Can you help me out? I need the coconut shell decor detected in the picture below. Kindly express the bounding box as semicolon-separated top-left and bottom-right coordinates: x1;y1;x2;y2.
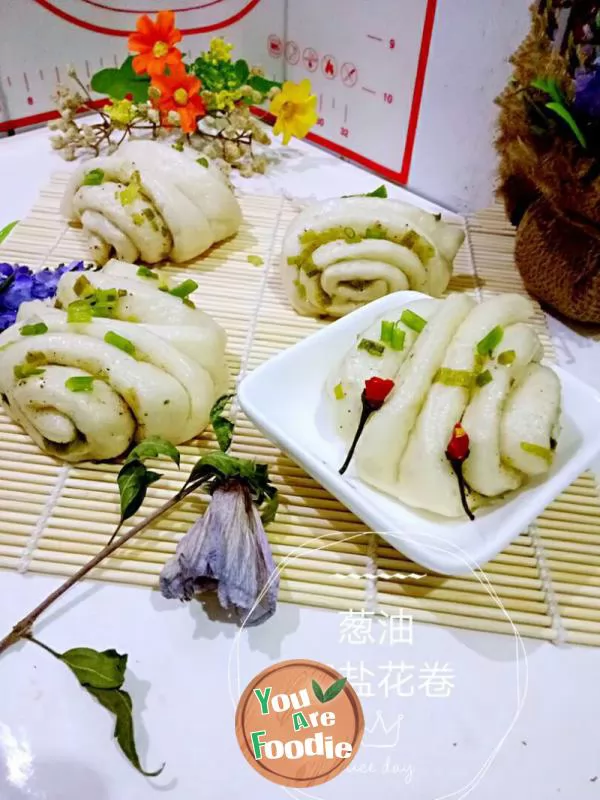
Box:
496;0;600;324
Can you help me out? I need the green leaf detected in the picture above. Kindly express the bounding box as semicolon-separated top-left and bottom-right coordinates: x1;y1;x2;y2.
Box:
0;220;18;244
247;74;282;96
20;322;48;336
545;102;587;148
260;488;279;526
87;687;164;776
323;677;348;702
60;647;127;689
312;679;325;703
366;185;388;198
531;77;563;105
91;56;150;104
210;393;235;453
126;436;181;468
234;59;250;85
117;460;161;525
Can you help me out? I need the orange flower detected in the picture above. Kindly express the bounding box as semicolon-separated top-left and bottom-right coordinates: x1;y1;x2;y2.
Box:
128;10;183;77
152;66;206;133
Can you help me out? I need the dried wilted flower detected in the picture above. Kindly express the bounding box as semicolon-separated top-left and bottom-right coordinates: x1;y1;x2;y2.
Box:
160;480;279;626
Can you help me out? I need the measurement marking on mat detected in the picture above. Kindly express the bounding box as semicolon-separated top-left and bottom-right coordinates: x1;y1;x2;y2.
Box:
332;96;336;109
85;60;91;78
38;69;44;81
319;93;323;112
344;103;348;124
55;66;60;82
23;73;30;92
6;76;11;88
362;86;376;95
367;34;383;42
99;57;104;67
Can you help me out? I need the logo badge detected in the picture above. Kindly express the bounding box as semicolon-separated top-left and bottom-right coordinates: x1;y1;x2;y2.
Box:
235;659;364;788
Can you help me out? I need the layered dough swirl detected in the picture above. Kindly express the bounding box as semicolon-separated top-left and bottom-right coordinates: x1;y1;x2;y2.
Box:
62;141;242;266
0;260;228;462
281;197;465;318
329;293;562;518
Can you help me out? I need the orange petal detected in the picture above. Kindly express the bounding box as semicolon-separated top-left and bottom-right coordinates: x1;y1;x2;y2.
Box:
132;53;152;74
177;107;196;133
128;33;152;55
155;10;176;38
165;49;183;67
135;14;154;37
146;58;169;77
167;28;183;47
184;74;201;96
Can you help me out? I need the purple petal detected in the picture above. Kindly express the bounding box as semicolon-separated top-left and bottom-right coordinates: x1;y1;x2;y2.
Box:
575;67;600;119
160;483;279;626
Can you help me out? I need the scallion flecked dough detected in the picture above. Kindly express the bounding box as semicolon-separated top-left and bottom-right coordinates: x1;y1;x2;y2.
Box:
0;260;228;462
281;196;465;318
62;141;242;265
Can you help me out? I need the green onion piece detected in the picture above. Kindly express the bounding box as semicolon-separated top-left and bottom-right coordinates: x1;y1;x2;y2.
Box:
172;141;184;152
391;326;406;351
182;298;196;309
132;213;144;226
20;322;48;336
119;183;139;206
247;255;264;267
358;338;385;357
104;331;136;356
477;325;504;356
137;266;158;280
82;168;104;186
67;300;93;324
73;274;94;298
380;320;395;345
400;309;427;333
26;351;47;366
435;368;474;388
475;369;493;388
334;382;345;400
196;157;209;168
169;279;198;299
287;255;301;266
365;185;387;198
344;227;357;241
65;376;95;393
520;441;553;464
293;280;307;301
14;363;45;380
473;352;486;374
498;349;516;366
364;223;386;239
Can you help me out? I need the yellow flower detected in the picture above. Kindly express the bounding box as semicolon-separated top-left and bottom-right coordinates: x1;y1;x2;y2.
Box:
104;98;136;127
269;79;317;145
207;37;233;64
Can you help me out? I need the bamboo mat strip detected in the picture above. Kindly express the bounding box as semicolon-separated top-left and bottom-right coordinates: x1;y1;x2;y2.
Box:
0;173;599;647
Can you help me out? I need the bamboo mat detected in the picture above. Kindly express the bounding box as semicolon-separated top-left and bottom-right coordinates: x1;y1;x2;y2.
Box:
1;175;599;647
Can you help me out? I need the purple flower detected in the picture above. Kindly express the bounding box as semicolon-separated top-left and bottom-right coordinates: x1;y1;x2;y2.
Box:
575;66;600;119
0;260;86;332
160;481;279;626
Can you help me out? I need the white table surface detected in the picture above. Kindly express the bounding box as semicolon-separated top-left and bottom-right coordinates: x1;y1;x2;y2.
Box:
1;126;600;800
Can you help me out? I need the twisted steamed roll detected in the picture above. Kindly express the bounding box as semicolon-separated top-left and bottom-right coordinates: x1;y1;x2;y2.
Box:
0;260;228;462
329;293;562;518
281;196;465;318
62;141;242;266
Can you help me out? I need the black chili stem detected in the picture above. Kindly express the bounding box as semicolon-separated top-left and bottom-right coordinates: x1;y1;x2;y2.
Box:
340;405;372;476
450;460;475;521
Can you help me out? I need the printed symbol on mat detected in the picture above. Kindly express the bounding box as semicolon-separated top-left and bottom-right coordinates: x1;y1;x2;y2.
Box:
303;47;319;72
268;34;283;58
341;62;358;88
285;40;300;65
322;55;337;80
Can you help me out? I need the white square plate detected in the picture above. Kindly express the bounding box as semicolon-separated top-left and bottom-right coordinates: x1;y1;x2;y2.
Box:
238;292;600;575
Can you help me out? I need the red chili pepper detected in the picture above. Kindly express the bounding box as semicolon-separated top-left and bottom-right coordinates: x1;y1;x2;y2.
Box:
339;377;395;475
446;423;470;463
364;377;395;410
445;422;475;521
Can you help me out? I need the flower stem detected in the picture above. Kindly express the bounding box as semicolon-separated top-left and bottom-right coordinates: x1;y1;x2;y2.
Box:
339;405;372;475
0;490;189;657
449;460;475;521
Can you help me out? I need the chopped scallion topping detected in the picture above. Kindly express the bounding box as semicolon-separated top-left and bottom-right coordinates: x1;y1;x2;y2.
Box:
20;322;48;336
520;441;553;464
475;369;493;387
14;363;45;380
498;349;516;366
137;266;158;280
65;376;95;392
358;338;385;357
247;255;264;267
344;227;357;241
435;368;474;388
476;325;504;357
334;382;345;400
82;168;104;186
73;274;94;298
104;331;136;356
391;326;406;351
196;157;209;168
400;309;427;333
67;300;93;324
169;279;198;299
380;320;395;345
